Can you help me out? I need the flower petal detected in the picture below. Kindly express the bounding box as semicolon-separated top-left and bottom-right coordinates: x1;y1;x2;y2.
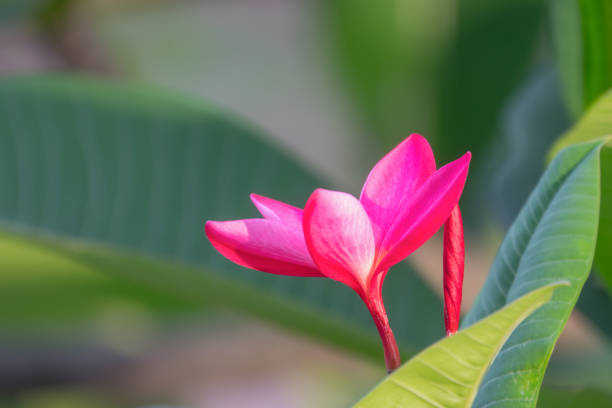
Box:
250;193;302;227
303;189;376;292
205;219;321;277
360;134;436;247
377;152;471;271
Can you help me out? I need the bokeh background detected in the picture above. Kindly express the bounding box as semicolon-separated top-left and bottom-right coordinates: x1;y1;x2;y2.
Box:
1;1;611;407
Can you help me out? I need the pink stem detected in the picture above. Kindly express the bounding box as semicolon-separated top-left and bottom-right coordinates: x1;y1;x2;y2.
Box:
443;205;464;336
366;273;401;373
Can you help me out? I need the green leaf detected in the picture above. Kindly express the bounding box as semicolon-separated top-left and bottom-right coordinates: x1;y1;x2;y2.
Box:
355;282;567;408
550;0;612;116
0;75;443;359
548;89;612;157
463;138;606;406
548;90;612;292
492;65;612;340
0;229;384;357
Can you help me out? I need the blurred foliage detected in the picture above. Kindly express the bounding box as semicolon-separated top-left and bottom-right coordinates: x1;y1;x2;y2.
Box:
464;139;606;406
357;283;564;408
488;65;569;227
322;0;453;145
550;0;612;116
0;75;444;361
435;0;546;226
433;0;544;166
36;0;72;29
0;0;69;24
538;387;612;407
324;0;545;161
0;0;46;22
323;0;546;226
1;389;117;408
549;0;583;117
545;350;612;394
90;0;378;189
576;272;612;338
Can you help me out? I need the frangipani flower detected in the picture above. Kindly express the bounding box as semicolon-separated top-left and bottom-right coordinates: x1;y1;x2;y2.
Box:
205;134;470;372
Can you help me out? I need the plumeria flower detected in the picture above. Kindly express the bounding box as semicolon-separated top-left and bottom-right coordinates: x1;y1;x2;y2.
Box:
205;134;470;372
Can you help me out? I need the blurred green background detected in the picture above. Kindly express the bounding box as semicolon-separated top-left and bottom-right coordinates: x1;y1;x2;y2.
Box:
0;0;611;407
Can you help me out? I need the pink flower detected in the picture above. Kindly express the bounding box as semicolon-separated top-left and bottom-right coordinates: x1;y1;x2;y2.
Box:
205;134;470;372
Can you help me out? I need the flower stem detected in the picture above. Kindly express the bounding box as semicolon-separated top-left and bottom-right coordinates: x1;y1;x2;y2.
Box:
367;295;401;373
443;205;464;336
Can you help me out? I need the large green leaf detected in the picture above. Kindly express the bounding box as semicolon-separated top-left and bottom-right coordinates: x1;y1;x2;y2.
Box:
355;282;566;407
548;90;612;291
0;229;384;357
491;65;612;340
463;139;606;406
0;76;443;359
550;0;612;116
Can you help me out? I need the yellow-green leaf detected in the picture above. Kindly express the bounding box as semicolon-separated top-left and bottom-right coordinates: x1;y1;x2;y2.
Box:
355;282;567;408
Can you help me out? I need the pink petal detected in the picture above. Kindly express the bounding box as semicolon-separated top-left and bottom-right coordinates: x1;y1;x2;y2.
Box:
303;189;376;293
250;193;302;227
377;152;471;271
205;219;321;277
360;134;436;247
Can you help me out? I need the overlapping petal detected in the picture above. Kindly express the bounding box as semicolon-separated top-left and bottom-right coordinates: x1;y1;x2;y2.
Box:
360;134;436;247
376;152;471;271
303;189;376;293
205;219;321;277
250;193;303;227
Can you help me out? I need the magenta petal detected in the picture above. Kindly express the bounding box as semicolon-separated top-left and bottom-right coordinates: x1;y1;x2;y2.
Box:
303;189;376;292
360;134;436;247
205;219;321;277
250;193;303;227
377;152;471;271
